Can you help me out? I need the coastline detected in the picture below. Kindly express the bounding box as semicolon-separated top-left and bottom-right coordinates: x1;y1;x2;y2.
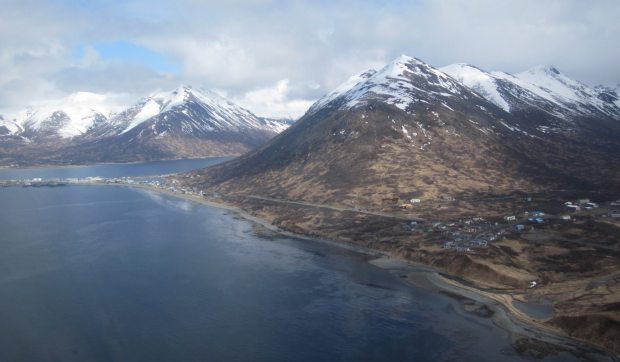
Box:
5;180;613;358
110;182;614;359
0;156;236;171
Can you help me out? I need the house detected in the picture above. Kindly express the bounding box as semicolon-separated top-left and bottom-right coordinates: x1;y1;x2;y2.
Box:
456;246;471;253
443;241;455;249
504;215;516;221
410;198;421;203
611;211;620;218
566;204;580;211
560;215;571;221
584;202;598;209
469;239;487;247
529;211;545;217
400;203;413;209
515;224;526;231
578;198;590;204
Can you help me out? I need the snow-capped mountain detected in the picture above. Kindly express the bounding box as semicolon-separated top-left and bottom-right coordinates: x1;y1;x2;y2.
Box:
306;55;469;116
3;92;121;140
440;63;620;120
0;85;291;166
186;54;620;210
0;116;23;136
97;85;288;138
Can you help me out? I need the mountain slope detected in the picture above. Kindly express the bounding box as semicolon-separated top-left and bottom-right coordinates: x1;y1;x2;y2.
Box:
0;86;290;166
185;55;620;207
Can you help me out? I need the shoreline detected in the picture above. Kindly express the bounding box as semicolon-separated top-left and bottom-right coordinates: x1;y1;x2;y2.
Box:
5;181;616;359
115;183;614;359
0;156;235;171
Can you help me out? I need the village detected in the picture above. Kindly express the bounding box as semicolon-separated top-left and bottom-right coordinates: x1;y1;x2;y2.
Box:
397;196;620;254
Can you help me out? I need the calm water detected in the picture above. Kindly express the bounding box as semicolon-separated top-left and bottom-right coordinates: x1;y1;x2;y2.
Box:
0;157;229;180
0;161;545;361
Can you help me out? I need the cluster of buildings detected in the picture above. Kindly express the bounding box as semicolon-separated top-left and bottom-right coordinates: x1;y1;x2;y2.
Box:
403;217;503;253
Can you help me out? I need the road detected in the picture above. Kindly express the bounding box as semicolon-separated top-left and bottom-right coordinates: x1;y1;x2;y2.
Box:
246;195;425;222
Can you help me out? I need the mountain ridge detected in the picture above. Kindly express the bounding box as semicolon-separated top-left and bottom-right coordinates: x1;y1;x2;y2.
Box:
0;85;292;166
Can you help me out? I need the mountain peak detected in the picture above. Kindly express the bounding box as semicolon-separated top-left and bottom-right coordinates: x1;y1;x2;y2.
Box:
378;54;431;78
525;65;562;77
307;55;467;115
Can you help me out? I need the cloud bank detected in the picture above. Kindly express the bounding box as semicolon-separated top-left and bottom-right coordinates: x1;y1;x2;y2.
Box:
1;0;619;118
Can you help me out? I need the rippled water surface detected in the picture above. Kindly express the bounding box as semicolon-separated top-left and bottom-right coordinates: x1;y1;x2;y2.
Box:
0;160;538;361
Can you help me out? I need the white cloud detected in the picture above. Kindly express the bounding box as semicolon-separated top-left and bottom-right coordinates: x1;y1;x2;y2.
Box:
0;0;619;118
235;79;314;119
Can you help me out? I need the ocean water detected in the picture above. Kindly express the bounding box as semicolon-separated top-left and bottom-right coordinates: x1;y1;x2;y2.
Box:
0;160;564;361
0;157;230;180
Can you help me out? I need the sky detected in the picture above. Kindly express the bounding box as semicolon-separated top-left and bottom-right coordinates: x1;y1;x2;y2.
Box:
1;0;619;119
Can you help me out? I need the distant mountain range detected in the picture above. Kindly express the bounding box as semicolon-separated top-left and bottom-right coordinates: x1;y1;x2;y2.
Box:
0;86;292;166
185;54;620;205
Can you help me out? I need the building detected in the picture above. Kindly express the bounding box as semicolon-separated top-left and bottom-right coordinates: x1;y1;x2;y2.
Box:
443;241;455;249
410;198;421;203
560;215;571;221
515;224;525;231
469;239;488;247
504;215;516;221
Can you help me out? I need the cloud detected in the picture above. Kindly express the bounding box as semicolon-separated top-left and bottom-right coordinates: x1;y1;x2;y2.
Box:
0;0;619;118
234;79;314;119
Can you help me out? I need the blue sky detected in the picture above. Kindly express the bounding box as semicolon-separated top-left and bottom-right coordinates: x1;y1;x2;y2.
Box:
1;0;619;117
75;41;180;73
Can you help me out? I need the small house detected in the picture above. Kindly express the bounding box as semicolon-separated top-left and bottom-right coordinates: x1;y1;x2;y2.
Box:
560;215;571;221
529;211;545;217
410;198;421;203
504;215;516;221
515;224;525;231
611;211;620;218
469;239;487;247
400;203;413;209
578;198;590;204
443;241;455;249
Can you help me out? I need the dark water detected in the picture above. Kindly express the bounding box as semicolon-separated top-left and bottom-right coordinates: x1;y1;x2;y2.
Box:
0;157;229;180
0;186;529;362
0;159;550;361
